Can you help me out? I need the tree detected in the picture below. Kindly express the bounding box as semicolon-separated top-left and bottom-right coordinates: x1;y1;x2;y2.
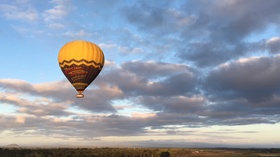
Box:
160;151;170;157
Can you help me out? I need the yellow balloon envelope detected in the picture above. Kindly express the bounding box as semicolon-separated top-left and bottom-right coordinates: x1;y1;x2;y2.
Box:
58;40;104;98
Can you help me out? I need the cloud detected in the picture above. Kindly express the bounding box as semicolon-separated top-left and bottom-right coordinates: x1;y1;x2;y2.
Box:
1;57;280;142
0;89;72;118
266;37;280;54
100;60;197;97
0;78;117;113
202;55;280;125
15;116;25;124
121;61;191;78
0;61;199;139
0;3;38;22
186;0;280;43
63;29;92;39
39;0;76;36
0;0;77;39
99;43;143;55
43;0;75;22
122;1;194;35
179;0;280;66
205;56;280;102
47;23;65;29
137;95;206;113
121;1;280;67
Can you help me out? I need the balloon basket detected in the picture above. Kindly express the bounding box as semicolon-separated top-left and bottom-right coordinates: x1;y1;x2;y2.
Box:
76;93;84;98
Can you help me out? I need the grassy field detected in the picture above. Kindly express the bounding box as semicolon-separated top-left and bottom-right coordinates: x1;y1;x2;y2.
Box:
0;147;280;157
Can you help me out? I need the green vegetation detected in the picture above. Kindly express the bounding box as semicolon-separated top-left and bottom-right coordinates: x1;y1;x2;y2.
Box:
0;147;280;157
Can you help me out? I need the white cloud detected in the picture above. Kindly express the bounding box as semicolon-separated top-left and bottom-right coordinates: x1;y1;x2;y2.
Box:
99;43;143;55
266;36;280;43
0;4;38;22
33;80;71;93
43;0;75;22
99;43;118;49
63;29;92;38
104;60;116;67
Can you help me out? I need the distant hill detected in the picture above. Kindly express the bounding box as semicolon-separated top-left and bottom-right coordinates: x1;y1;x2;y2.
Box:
4;144;20;149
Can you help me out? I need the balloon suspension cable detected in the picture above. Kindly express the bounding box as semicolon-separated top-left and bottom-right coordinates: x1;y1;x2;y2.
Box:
76;91;84;98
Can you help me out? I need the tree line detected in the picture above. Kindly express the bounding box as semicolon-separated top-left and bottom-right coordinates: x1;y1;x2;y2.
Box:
0;147;181;157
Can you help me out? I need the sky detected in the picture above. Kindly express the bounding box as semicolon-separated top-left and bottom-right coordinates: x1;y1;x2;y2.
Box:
0;0;280;148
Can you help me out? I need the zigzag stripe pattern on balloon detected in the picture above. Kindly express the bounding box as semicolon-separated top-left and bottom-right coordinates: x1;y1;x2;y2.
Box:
59;59;103;70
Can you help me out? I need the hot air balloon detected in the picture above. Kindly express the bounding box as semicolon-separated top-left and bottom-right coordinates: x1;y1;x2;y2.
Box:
58;40;104;98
